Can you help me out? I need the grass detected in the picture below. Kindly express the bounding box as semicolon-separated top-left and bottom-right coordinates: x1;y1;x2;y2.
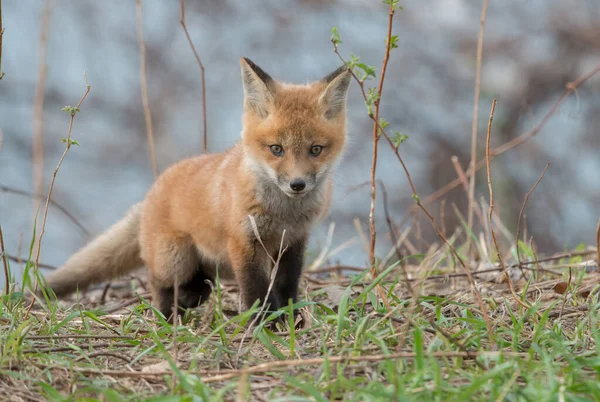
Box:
1;237;599;401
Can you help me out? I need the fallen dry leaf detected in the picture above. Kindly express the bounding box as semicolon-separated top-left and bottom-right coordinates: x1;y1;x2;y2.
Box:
553;282;568;295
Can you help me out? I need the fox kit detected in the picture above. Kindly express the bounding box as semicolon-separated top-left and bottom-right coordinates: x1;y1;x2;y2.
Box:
42;58;351;319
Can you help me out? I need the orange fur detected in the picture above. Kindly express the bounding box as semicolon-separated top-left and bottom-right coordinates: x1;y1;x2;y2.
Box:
43;58;351;319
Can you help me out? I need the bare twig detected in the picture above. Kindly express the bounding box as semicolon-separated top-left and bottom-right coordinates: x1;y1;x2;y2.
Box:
417;63;600;210
0;0;5;80
364;1;396;310
516;163;549;272
25;73;91;318
467;0;490;251
485;100;533;313
24;342;136;354
99;282;111;305
368;1;395;284
379;182;415;301
71;350;529;382
5;254;56;270
75;351;132;364
0;184;90;237
0;225;9;295
172;275;179;385
32;0;54;224
26;334;132;340
596;218;600;266
236;216;288;361
180;0;208;153
332;20;493;338
136;0;158;178
451;156;485;227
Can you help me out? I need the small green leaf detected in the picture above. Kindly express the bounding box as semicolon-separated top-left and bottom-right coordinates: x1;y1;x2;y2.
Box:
412;193;420;203
391;131;409;148
388;35;399;49
60;138;80;146
61;106;80;116
366;87;380;115
330;27;342;46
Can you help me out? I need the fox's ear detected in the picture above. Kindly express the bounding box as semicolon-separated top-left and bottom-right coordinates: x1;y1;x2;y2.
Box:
240;58;275;118
318;65;351;120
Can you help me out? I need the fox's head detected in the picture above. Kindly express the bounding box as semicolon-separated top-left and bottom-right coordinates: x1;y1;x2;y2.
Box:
240;57;351;198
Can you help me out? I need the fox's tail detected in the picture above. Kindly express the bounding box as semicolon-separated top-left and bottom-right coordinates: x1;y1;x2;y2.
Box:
42;203;144;297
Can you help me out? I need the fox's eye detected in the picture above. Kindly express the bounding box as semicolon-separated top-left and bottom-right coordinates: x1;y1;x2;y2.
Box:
310;145;323;156
270;145;284;156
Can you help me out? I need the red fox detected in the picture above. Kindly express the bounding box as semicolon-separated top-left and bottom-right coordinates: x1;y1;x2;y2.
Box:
42;58;351;319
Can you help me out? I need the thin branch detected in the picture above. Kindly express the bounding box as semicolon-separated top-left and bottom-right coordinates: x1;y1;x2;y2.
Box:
467;0;490;252
0;184;90;237
74;351;132;364
0;225;9;295
364;1;396;311
516;163;549;272
596;218;600;266
368;1;395;276
485;99;533;313
70;350;529;382
236;216;288;358
451;155;485;227
0;0;5;80
180;0;208;153
24;73;91;318
172;275;179;386
136;0;158;178
416;62;600;210
5;254;56;270
32;0;54;225
332;23;493;339
26;334;131;340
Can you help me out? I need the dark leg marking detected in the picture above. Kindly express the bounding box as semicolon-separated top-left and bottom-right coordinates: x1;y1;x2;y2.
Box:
273;237;307;309
177;268;213;310
151;281;175;321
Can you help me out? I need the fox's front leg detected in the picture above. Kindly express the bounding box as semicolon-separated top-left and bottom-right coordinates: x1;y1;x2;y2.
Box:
273;237;307;308
228;237;279;313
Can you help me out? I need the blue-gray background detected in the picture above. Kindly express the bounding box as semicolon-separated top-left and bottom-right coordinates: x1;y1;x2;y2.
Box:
1;0;599;288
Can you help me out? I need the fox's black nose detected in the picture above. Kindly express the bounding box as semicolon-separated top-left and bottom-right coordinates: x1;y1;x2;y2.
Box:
290;179;306;192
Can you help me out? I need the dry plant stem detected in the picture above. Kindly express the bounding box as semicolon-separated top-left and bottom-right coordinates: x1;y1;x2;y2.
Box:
100;282;111;305
368;2;395;274
0;0;4;79
71;350;529;382
516;163;549;272
5;254;56;270
417;62;600;210
596;218;600;265
0;184;90;236
24;74;91;319
365;2;395;310
332;23;492;339
136;0;158;178
451;156;485;226
380;182;414;299
32;0;54;226
74;352;132;364
180;0;208;153
485;100;533;313
467;0;490;251
26;334;131;340
236;218;287;363
0;225;9;295
172;275;179;386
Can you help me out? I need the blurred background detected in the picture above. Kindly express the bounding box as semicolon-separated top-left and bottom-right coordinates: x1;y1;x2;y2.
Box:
1;0;599;288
